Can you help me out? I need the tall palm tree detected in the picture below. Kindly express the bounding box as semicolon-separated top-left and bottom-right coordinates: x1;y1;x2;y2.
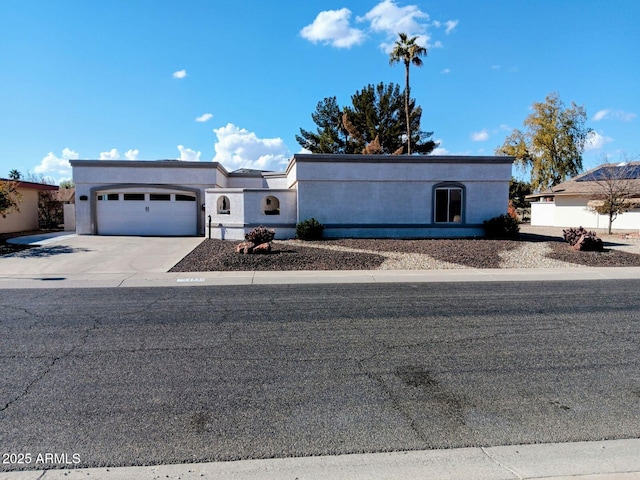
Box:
389;32;427;155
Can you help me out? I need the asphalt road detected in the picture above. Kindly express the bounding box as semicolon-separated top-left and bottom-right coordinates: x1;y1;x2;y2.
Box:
1;280;639;471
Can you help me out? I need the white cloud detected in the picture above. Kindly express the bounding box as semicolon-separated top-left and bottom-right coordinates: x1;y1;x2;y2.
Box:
592;109;609;121
212;123;290;171
172;69;187;79
431;139;449;155
441;68;450;74
98;148;140;160
585;131;614;151
471;129;489;142
34;148;78;179
444;20;458;34
195;113;214;122
361;0;428;37
124;149;139;160
177;145;201;161
300;8;365;48
592;108;636;122
303;1;454;52
360;0;430;51
99;148;120;160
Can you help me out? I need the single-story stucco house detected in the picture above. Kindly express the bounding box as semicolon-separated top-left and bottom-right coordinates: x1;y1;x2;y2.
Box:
527;162;640;230
70;153;514;239
0;179;59;234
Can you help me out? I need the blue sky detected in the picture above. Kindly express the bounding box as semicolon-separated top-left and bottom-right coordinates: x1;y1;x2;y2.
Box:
1;0;638;184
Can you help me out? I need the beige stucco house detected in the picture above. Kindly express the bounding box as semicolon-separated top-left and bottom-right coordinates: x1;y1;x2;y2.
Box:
0;180;59;234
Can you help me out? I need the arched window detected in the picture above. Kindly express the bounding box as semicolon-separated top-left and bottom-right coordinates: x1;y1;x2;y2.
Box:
434;183;464;223
217;196;230;214
263;196;280;215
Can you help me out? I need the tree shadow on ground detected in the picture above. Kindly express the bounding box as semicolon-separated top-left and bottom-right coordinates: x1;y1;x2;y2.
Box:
4;245;91;258
518;232;564;243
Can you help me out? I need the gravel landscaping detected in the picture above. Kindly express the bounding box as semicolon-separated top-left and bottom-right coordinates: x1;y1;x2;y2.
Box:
169;239;387;272
170;226;640;272
3;226;639;271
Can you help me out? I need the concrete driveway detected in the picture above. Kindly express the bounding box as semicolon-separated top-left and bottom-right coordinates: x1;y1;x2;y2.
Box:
1;234;204;275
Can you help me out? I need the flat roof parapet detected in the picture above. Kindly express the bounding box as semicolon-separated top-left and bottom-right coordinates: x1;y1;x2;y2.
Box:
291;153;515;164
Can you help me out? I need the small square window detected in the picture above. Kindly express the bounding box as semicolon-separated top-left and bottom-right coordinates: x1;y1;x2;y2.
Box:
123;193;145;201
176;194;196;202
150;193;170;201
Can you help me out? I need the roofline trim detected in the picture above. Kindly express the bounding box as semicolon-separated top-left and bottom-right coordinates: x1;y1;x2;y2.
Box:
70;160;228;174
290;153;515;167
1;179;59;191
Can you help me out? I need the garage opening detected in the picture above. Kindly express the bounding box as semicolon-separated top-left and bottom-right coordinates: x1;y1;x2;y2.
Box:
96;190;198;236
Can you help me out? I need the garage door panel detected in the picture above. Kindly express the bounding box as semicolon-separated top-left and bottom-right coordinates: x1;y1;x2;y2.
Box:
96;192;197;236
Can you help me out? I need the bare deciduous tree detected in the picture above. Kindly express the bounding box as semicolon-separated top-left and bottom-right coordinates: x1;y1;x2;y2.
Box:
587;159;640;234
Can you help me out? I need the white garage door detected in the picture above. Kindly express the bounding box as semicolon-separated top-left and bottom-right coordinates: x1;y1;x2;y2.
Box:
96;191;198;236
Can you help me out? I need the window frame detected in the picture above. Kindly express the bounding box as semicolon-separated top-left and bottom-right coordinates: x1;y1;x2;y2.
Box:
175;194;196;202
123;193;146;201
433;183;465;224
149;193;171;201
97;193;120;201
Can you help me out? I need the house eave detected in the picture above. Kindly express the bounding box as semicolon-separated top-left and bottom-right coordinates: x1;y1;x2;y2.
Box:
1;179;59;191
70;159;229;176
291;153;515;165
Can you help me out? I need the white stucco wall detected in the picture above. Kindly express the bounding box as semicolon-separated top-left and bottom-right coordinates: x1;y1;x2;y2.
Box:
63;204;76;231
531;196;640;230
225;174;288;189
205;189;297;240
71;160;224;235
294;161;512;183
293;155;512;238
264;174;288;189
205;189;246;240
530;201;556;226
226;176;264;188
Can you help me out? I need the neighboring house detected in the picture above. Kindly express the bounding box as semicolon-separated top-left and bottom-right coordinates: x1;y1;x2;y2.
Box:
70;154;513;239
0;179;59;234
527;162;640;230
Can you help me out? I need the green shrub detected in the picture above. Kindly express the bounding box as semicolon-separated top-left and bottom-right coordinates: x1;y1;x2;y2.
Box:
296;218;324;240
244;226;275;244
483;214;520;239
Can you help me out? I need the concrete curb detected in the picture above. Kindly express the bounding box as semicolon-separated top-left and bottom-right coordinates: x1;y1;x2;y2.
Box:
1;439;639;479
1;266;640;289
